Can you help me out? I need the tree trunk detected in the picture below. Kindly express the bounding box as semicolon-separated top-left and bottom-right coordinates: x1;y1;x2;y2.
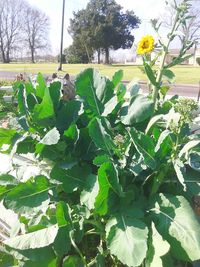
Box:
97;49;101;64
5;50;10;63
193;42;197;66
1;46;6;63
31;48;35;63
105;47;109;64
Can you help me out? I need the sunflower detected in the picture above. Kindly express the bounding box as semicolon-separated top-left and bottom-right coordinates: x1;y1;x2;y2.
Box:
137;35;155;55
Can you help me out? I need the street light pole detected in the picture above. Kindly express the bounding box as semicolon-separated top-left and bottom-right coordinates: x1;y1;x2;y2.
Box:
58;0;65;71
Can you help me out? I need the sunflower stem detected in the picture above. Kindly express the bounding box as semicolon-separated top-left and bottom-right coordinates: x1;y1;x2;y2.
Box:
152;2;182;107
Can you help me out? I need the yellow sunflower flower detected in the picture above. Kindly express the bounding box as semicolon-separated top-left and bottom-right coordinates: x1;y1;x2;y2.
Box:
137;35;155;55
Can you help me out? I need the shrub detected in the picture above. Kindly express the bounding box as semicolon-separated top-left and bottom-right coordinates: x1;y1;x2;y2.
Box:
196;57;200;66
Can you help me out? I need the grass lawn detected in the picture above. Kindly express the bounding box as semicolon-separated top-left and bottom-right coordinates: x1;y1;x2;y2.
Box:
0;63;200;84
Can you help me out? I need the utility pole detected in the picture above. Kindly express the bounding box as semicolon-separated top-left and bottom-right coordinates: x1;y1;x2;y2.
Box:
58;0;65;71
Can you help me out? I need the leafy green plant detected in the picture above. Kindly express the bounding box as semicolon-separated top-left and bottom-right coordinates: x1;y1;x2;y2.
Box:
0;67;199;267
0;1;199;267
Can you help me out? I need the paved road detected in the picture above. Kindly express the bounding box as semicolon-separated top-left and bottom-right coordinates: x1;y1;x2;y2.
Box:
0;70;200;99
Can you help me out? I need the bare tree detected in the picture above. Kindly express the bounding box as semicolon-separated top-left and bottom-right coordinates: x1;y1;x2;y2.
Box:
23;5;50;63
0;0;24;63
160;0;200;65
161;1;200;44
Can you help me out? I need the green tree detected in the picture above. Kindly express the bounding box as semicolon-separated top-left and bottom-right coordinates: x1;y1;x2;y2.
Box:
64;42;93;64
69;0;140;64
57;53;66;64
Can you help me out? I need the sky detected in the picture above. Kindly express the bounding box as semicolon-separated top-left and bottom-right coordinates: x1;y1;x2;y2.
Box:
27;0;168;55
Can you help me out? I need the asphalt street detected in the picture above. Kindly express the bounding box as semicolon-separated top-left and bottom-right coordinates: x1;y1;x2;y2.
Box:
0;70;200;99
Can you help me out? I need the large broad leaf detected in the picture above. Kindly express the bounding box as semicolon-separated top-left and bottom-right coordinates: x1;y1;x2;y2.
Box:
18;86;29;116
80;174;99;210
49;81;61;110
106;209;148;267
75;68;114;115
50;164;91;193
0;128;18;148
184;168;200;200
0;250;16;267
75;68;104;116
112;70;123;87
4;176;51;214
4;225;58;250
146;223;170;267
36;72;46;99
102;96;118;116
56;100;81;131
151;193;200;261
88;118;116;156
54;202;72;257
121;94;154;125
130;128;156;170
33;88;55;126
40;127;60;145
95;162;123;215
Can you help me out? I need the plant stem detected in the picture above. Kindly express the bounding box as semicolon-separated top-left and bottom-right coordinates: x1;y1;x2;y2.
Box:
152;6;181;106
70;235;88;267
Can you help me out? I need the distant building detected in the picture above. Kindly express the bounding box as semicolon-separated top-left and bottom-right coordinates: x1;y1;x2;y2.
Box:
135;47;200;66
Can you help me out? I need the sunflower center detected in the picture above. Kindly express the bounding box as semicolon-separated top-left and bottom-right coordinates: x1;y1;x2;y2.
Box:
142;41;150;49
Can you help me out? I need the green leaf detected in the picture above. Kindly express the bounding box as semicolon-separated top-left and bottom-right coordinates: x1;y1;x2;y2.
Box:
144;62;158;87
54;202;72;257
179;140;200;159
36;73;46;99
40;128;60;145
162;69;175;82
75;68;104;116
56;202;71;227
106;210;148;267
146;222;170;267
128;81;140;97
130;128;156;170
0;250;16;267
27;93;38;111
102;96;118;116
0;174;17;186
18;87;28;116
80;174;99;210
0;128;17;148
4;176;51;214
121;95;154;125
155;130;171;152
49;81;61;110
4;225;58;250
173;159;187;191
63;256;84;267
189;152;200;172
89;118;116;156
151;193;200;261
64;124;79;144
95;162;123;215
93;154;110;166
56;100;81;131
167;54;193;68
112;70;123;87
33;88;55;126
51;164;91;193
